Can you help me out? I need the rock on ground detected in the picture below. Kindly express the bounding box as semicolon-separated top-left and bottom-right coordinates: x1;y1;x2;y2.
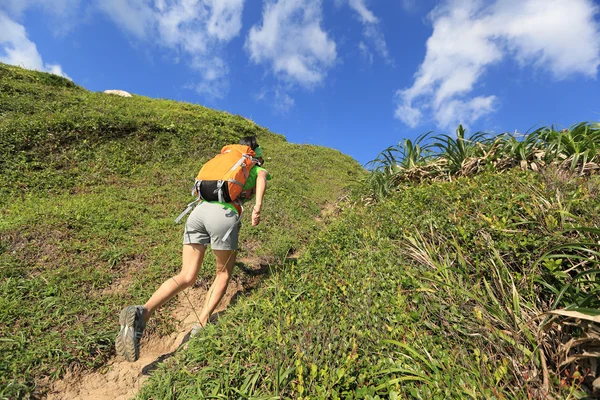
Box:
103;90;132;97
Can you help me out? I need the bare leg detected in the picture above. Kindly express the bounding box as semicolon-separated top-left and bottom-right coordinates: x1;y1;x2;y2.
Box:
198;249;237;327
143;244;206;322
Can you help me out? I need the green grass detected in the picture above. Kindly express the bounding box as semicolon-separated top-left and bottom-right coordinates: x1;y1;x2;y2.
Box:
138;169;600;399
0;63;361;399
2;62;599;399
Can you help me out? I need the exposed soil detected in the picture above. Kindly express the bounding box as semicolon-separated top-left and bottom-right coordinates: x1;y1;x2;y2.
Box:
314;200;339;223
44;200;334;399
99;256;146;297
47;275;251;400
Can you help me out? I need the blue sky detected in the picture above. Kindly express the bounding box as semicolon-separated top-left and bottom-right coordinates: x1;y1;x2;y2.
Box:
1;0;599;165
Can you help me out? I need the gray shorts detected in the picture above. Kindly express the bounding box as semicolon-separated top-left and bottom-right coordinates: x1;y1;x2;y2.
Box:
183;202;241;250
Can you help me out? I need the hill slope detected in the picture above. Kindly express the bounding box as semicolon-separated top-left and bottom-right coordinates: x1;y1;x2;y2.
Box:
138;169;600;399
1;64;599;399
0;63;361;398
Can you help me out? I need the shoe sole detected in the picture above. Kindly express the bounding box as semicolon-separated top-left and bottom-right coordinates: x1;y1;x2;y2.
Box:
115;306;139;362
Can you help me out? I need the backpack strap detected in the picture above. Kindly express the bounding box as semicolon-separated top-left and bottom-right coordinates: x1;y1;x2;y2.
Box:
176;149;255;226
174;180;203;224
174;199;200;224
229;154;252;179
193;180;201;197
216;180;225;203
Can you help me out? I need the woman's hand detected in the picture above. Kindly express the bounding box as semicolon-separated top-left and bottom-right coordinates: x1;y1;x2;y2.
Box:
252;205;261;226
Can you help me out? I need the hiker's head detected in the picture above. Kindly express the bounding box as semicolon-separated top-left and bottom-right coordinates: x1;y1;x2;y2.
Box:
239;136;259;150
239;136;264;166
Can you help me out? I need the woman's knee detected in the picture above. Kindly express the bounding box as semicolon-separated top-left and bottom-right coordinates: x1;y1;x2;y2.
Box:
174;272;196;288
215;268;232;282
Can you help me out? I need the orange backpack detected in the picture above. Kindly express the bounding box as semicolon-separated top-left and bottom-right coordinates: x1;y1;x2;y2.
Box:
174;145;258;224
194;144;257;203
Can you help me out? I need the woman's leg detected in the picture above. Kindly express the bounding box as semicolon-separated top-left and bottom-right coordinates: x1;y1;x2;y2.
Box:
143;243;207;322
197;249;237;327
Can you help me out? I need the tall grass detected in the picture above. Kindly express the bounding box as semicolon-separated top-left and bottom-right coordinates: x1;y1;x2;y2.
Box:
537;123;600;174
365;122;600;197
2;62;599;398
364;122;600;396
138;169;599;398
535;227;600;393
431;124;490;175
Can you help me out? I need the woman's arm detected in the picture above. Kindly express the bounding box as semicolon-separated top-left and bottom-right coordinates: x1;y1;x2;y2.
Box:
252;170;268;226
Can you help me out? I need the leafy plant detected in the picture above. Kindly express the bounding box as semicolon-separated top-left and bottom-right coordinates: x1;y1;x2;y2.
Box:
365;122;600;199
536;227;600;391
496;130;543;170
538;227;600;310
432;124;490;175
537;123;600;173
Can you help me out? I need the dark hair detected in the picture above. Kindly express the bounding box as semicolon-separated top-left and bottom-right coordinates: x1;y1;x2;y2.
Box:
239;136;259;150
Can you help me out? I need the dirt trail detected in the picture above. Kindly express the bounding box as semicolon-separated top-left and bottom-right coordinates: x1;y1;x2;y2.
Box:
46;201;336;399
47;276;249;400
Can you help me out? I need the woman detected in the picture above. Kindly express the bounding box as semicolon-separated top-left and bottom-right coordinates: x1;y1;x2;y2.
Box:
116;136;270;362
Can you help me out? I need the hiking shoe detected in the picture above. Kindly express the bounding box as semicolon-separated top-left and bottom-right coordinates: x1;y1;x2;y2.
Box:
115;305;146;362
190;324;203;337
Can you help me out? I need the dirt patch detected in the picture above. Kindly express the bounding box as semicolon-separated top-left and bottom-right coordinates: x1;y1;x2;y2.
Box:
47;278;245;400
314;201;339;223
2;228;69;268
43;199;334;399
100;256;146;296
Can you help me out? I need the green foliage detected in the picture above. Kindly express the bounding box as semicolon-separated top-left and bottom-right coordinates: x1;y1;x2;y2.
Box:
3;62;599;399
496;130;541;162
538;227;600;310
536;122;600;172
431;125;489;174
367;131;433;173
364;122;600;198
139;169;600;399
365;131;433;201
0;63;360;398
0;62;78;89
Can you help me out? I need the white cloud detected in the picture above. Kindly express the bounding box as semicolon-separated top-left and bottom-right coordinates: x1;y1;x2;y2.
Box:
435;95;497;129
347;0;392;64
1;0;81;35
246;0;337;87
394;96;422;127
272;88;295;113
0;11;70;78
358;41;373;65
187;56;229;99
395;0;600;129
400;0;417;12
495;0;600;78
155;1;211;53
98;0;245;99
255;87;296;114
206;0;244;41
97;0;155;39
349;0;377;23
1;0;80;18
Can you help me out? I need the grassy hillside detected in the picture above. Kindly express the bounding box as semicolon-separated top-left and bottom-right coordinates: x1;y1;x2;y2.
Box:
138;169;600;399
134;127;600;398
0;63;361;398
1;63;598;399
